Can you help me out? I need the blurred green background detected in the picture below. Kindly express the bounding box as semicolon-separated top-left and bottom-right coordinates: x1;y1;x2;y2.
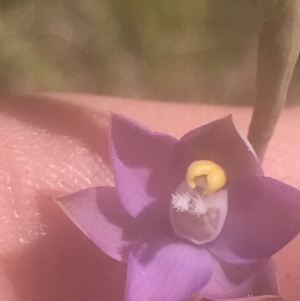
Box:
0;0;299;105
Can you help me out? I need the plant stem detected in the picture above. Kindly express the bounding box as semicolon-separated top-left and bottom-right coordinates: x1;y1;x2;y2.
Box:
248;0;300;162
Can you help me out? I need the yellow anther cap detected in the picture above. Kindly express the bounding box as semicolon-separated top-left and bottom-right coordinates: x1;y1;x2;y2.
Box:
186;160;227;195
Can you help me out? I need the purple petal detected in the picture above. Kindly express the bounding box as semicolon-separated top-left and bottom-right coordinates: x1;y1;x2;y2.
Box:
57;186;141;262
180;116;263;185
200;257;278;299
125;236;212;301
209;176;300;264
110;114;185;228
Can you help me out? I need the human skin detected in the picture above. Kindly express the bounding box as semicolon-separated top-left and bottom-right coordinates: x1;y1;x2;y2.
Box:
0;93;299;301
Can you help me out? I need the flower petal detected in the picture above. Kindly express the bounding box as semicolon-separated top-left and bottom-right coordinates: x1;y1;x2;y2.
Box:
180;116;263;185
111;114;184;227
57;186;140;262
125;236;212;301
209;176;300;264
200;257;278;299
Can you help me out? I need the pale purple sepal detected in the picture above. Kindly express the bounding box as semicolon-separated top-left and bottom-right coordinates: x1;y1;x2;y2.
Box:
180;116;264;185
58;186;140;262
209;176;300;264
126;235;212;301
110;114;184;228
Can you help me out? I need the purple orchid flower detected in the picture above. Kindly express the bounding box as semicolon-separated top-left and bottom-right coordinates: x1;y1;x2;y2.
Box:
57;114;300;301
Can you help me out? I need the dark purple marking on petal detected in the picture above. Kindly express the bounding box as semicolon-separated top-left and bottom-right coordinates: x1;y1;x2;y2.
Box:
110;113;186;228
125;235;212;301
180;116;264;186
209;176;300;264
200;257;278;299
57;186;142;262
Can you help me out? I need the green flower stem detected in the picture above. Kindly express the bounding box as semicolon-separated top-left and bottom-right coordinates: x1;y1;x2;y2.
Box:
248;0;300;161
